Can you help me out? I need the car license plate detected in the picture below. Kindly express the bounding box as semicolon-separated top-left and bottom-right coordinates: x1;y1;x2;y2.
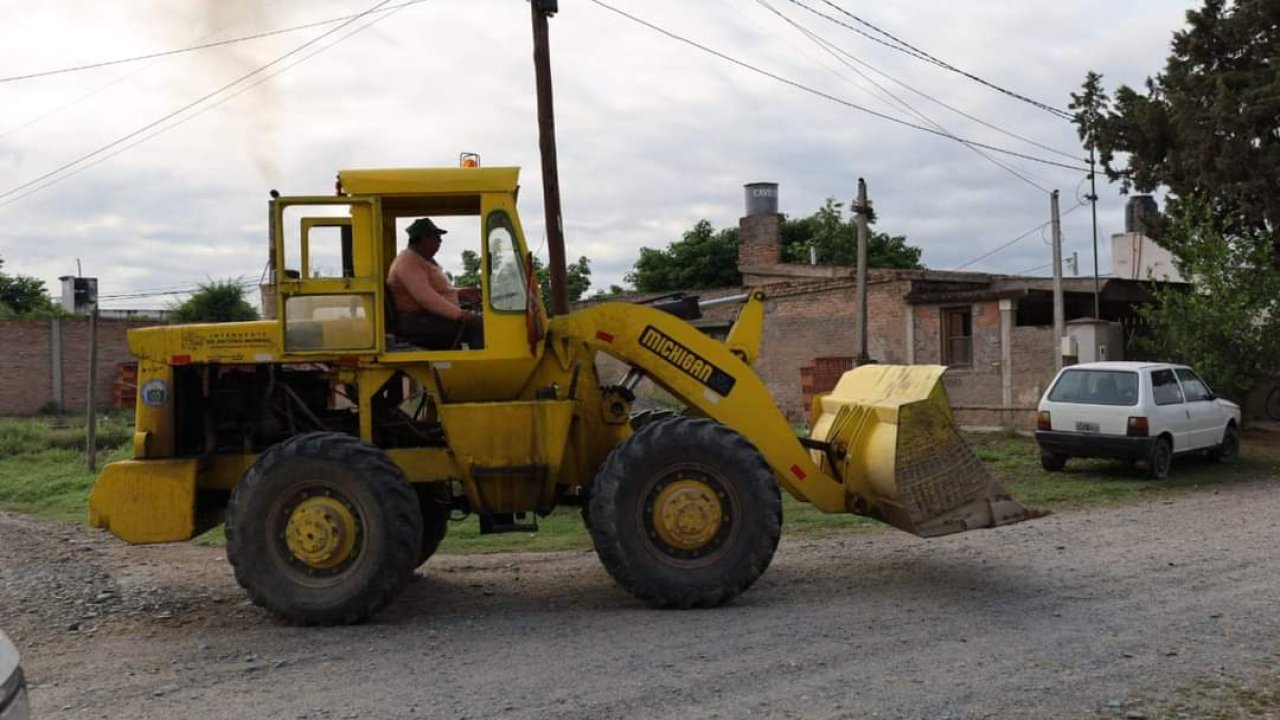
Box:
1075;421;1100;433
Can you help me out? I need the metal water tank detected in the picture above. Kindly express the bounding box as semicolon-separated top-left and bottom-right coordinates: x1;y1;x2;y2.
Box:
1125;195;1158;233
744;182;779;216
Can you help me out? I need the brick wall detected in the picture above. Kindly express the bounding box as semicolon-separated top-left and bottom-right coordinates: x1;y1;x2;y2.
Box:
0;321;53;415
914;301;1002;408
1011;325;1056;407
0;318;151;415
738;214;782;267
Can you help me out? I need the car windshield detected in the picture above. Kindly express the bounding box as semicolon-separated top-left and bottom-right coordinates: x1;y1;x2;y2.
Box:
1047;369;1139;406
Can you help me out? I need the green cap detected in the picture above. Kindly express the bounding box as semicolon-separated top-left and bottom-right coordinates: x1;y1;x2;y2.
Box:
406;217;448;240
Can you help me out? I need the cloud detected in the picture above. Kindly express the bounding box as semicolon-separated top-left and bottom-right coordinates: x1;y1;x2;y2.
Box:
0;0;1197;306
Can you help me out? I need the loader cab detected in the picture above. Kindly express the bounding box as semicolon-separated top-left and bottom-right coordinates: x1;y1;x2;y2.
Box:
270;167;546;401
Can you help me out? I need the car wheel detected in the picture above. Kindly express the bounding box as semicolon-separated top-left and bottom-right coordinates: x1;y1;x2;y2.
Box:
1146;436;1173;480
1207;425;1240;464
1040;452;1067;472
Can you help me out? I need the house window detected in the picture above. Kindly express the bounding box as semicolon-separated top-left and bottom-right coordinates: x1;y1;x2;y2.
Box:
941;307;972;367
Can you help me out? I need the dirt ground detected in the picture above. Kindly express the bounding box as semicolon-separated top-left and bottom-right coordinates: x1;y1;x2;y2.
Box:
4;477;1280;720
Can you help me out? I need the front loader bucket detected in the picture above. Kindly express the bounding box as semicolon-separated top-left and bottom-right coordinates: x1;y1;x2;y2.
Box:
810;365;1044;538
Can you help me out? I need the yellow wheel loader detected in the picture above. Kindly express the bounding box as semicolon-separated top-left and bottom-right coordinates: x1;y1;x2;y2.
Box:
89;166;1041;625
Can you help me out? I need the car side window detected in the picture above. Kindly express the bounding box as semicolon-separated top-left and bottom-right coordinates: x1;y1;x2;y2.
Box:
1175;369;1213;402
1151;369;1184;406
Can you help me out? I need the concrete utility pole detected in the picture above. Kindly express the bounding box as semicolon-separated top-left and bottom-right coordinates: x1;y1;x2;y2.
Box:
85;305;99;471
854;178;871;364
530;0;568;316
1051;190;1065;371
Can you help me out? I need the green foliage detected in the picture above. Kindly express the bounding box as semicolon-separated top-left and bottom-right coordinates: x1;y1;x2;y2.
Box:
0;255;58;316
455;249;481;288
1134;201;1280;402
590;284;627;300
0;415;132;523
626;202;923;293
170;279;259;323
627;220;743;292
780;198;923;268
0;415;134;460
1071;0;1280;260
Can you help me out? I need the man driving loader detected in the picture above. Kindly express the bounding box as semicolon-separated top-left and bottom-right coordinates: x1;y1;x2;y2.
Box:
387;217;484;349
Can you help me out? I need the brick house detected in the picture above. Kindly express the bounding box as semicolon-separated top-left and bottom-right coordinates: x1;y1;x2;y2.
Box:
596;193;1168;429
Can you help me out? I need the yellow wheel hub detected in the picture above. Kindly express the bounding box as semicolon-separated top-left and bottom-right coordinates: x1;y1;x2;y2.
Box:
652;478;723;550
285;496;358;569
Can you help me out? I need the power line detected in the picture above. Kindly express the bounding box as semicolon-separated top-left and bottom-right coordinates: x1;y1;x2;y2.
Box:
775;8;1079;161
96;279;258;301
755;0;1053;194
0;0;429;85
951;199;1086;271
800;0;1074;120
0;0;401;208
1017;261;1053;275
0;1;285;141
587;0;1087;173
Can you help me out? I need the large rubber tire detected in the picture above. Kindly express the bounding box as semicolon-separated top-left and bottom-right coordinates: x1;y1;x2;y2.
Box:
1146;436;1173;480
1207;424;1240;464
225;432;423;625
587;417;782;608
416;485;452;567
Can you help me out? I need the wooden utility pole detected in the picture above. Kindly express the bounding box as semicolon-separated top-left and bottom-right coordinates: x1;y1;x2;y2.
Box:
1051;190;1065;371
530;0;568;316
854;178;871;364
85;305;99;471
1087;149;1101;317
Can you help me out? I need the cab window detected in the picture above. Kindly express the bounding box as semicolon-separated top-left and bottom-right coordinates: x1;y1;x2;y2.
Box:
486;212;527;313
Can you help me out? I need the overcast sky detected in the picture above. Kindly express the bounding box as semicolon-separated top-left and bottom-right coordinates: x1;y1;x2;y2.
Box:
0;0;1196;309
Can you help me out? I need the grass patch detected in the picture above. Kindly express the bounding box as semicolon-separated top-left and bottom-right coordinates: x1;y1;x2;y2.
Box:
0;414;134;460
1;415;1276;555
968;428;1280;509
0;414;135;523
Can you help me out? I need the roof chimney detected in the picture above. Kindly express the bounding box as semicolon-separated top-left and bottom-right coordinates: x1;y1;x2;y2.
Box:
738;182;782;272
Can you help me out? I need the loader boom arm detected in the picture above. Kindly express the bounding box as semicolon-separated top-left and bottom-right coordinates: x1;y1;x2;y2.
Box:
549;299;848;512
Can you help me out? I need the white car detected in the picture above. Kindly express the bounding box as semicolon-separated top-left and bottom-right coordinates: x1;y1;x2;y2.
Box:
1035;362;1241;479
0;631;27;720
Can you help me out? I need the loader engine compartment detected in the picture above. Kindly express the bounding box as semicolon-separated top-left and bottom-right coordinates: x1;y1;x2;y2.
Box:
170;364;442;456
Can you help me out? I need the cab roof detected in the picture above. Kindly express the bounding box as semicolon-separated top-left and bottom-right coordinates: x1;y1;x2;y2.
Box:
338;167;520;196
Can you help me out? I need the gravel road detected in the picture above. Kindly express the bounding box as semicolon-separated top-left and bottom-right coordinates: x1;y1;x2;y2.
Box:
4;477;1279;720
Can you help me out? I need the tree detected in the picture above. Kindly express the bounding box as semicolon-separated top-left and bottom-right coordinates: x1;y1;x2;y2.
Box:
627;220;742;292
454;250;482;288
0;256;58;316
1135;199;1280;402
1071;0;1280;263
590;284;626;300
780;198;923;268
170;280;259;322
626;202;923;293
